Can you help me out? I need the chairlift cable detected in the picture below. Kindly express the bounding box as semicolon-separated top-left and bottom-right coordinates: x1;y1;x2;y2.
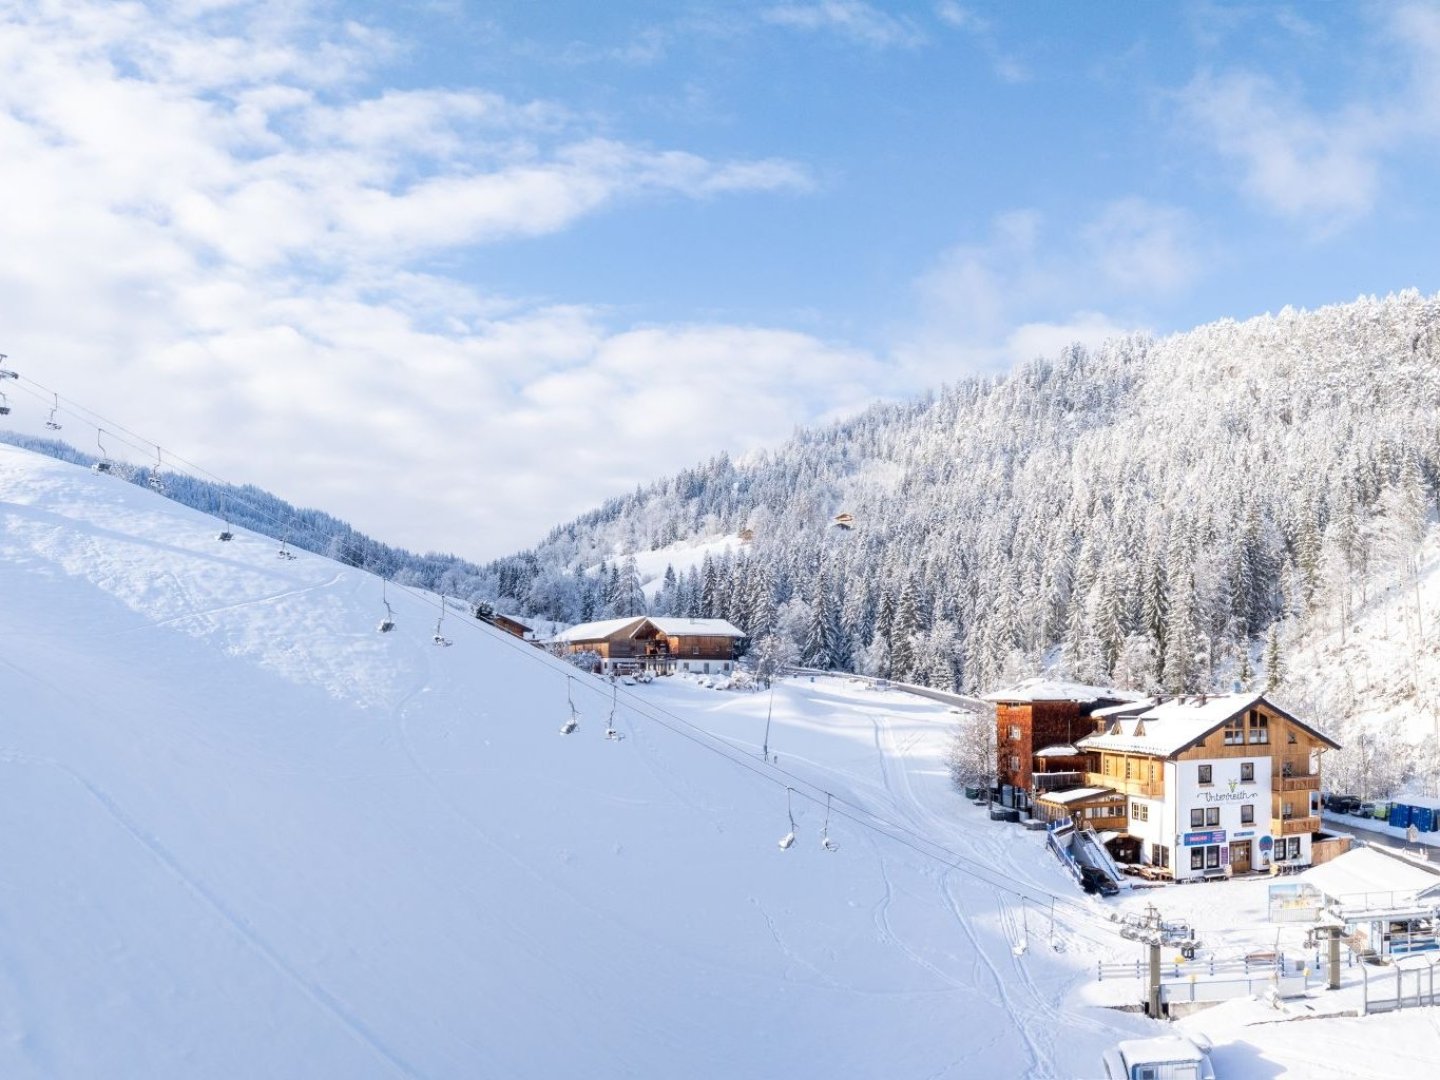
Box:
1;371;1139;944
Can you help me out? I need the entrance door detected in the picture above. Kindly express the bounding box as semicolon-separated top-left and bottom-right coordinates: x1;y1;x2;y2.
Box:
1230;841;1251;873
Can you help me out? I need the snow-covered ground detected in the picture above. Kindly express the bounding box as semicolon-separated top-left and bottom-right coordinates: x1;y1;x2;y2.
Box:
3;441;1438;1078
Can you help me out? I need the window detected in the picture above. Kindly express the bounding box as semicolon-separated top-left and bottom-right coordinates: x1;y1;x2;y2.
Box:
1274;840;1288;862
1191;847;1205;870
1008;725;1022;742
1154;844;1169;869
1224;717;1244;746
1206;845;1222;870
1282;800;1294;820
1205;807;1220;827
1240;761;1255;783
1125;759;1133;780
1009;754;1020;772
1190;808;1204;828
1249;711;1269;745
1198;764;1213;785
1241;805;1255;825
1289;837;1301;860
1131;802;1149;822
1287;731;1297;745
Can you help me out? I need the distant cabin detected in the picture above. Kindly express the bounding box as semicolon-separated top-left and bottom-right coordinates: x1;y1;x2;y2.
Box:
984;678;1142;790
549;616;748;676
738;527;755;543
475;609;533;640
833;513;855;530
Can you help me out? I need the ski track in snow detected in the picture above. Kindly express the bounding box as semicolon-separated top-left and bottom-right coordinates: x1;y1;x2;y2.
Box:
0;750;418;1079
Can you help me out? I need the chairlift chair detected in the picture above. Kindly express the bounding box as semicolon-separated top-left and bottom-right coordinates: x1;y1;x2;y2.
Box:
277;534;297;560
433;612;452;647
779;788;797;850
148;447;165;493
0;390;9;416
45;393;61;430
377;581;396;633
604;681;623;740
560;676;580;734
0;355;15;379
92;429;113;474
820;793;838;852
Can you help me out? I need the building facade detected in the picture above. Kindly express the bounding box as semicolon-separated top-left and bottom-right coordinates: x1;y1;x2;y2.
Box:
550;616;747;675
1078;693;1340;881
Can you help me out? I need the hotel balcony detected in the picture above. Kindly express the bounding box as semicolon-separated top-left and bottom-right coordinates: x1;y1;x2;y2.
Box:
1085;772;1164;799
1274;815;1320;836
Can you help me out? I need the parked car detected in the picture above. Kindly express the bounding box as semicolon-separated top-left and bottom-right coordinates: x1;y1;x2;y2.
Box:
1324;794;1361;814
1355;802;1376;817
1101;1034;1216;1080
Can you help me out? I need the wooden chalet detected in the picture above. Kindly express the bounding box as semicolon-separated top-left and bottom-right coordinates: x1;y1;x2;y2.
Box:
476;609;533;640
550;616;748;676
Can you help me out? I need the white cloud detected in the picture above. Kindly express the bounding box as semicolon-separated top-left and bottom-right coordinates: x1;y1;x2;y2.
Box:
935;2;1028;83
1179;3;1440;228
762;2;926;49
1081;198;1199;294
0;0;833;559
898;202;1192;383
1180;71;1384;225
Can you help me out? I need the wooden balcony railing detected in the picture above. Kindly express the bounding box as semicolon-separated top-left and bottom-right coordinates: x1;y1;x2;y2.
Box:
1085;772;1164;798
1275;816;1320;836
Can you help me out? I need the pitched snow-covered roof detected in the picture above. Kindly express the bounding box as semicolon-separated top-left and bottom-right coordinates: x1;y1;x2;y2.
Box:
1077;692;1341;758
549;616;648;643
646;617;746;638
982;677;1143;705
1301;846;1440;903
549;616;747;644
1036;786;1117;805
1091;701;1151;720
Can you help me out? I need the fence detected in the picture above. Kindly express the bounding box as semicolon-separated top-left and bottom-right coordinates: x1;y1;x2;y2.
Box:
1362;958;1440;1014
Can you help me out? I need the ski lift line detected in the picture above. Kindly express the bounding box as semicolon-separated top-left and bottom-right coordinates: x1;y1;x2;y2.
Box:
2;377;1135;940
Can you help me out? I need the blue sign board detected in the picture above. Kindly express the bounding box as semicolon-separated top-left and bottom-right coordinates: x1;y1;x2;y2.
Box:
1183;830;1227;846
1258;835;1274;851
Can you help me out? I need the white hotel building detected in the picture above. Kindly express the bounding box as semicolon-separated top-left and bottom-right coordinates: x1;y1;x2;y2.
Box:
1075;693;1342;881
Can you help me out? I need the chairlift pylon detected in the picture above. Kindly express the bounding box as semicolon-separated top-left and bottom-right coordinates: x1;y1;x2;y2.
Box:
560;675;579;734
45;393;61;430
820;793;838;852
778;787;797;850
377;579;396;633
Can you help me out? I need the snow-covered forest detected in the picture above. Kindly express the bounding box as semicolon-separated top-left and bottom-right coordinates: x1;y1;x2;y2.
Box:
490;292;1440;698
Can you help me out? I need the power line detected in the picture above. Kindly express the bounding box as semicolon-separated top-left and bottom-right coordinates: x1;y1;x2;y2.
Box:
2;365;1137;945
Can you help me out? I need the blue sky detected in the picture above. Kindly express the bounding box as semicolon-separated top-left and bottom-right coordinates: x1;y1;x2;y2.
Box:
1;1;1438;559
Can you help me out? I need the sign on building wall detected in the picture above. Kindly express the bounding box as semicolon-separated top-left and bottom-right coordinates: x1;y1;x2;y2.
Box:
1183;829;1227;846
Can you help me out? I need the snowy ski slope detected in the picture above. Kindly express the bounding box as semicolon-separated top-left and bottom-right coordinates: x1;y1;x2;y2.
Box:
0;443;1201;1076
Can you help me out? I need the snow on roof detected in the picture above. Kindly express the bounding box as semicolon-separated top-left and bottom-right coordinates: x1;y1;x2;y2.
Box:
646;617;746;638
549;616;647;643
1114;1035;1209;1066
1034;744;1082;757
549;616;746;644
1037;786;1117;804
1091;701;1150;720
1301;846;1440;902
982;677;1143;705
1078;692;1264;757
